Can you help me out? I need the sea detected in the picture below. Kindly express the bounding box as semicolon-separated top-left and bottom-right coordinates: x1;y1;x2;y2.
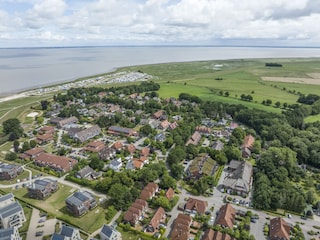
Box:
1;46;320;97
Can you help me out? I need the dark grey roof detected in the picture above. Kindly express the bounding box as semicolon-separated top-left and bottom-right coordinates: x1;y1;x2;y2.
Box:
77;166;94;178
0;202;23;218
0;163;19;172
109;126;133;134
29;178;56;191
101;224;113;237
0;193;14;203
0;227;16;240
60;225;76;237
66;191;93;206
51;233;68;240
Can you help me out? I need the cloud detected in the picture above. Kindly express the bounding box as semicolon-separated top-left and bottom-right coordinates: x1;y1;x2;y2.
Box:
0;0;319;47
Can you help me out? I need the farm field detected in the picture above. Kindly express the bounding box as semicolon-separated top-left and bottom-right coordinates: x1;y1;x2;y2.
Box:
122;58;320;117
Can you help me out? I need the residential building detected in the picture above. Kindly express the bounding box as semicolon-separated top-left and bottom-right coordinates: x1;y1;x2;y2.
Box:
100;224;122;240
27;178;58;200
146;207;165;232
185;198;208;215
99;147;116;160
109;158;122;172
123;206;143;226
201;229;235;240
212;140;224;151
38;126;55;135
186;131;201;145
170;213;192;240
241;134;255;158
269;217;291;240
19;147;45;160
140;182;159;201
34;153;77;172
0;163;23;180
165;188;175;201
215;204;236;229
84;140;105;153
195;126;211;135
186;154;217;179
36;133;54;144
76;166;101;180
222;160;253;196
74;125;101;143
127;144;136;154
50;116;78;128
159;120;170;130
112;141;123;151
0;227;22;240
0;193;26;229
51;225;82;240
65;191;97;217
108;126;138;137
152;110;166;120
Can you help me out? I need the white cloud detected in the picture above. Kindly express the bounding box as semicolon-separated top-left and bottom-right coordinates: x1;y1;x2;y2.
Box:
0;0;319;47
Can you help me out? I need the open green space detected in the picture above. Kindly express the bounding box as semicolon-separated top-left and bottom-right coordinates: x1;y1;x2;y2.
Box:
4;184;107;233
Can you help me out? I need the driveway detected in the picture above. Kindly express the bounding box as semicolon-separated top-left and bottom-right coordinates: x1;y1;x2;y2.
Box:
27;208;57;240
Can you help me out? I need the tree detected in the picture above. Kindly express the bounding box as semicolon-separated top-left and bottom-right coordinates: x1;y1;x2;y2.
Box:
140;125;153;136
2;118;23;140
160;174;177;189
167;147;186;166
5;152;17;161
13;140;20;153
30;140;37;148
21;141;31;152
224;91;229;97
40;100;49;110
89;156;104;171
275;101;281;108
108;183;133;210
170;164;184;180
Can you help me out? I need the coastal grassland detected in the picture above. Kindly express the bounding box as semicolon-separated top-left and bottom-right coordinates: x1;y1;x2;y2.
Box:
0;95;51;124
123;58;320;115
7;184;106;233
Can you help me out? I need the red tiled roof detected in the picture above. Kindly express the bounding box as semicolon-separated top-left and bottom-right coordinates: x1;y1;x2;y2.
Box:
185;198;208;214
165;188;175;200
112;141;123;150
149;207;165;231
34;153;77;172
170;213;192;240
127;144;136;154
270;217;291;240
242;134;255;149
215;204;236;229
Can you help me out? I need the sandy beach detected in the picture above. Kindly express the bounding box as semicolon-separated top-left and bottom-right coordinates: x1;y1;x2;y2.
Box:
0;92;29;103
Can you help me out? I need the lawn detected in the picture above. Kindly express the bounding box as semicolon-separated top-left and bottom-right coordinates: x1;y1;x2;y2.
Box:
304;114;320;123
7;184;107;234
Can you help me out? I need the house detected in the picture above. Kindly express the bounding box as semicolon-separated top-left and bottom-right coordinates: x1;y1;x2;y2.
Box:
170;213;192;240
185;198;208;215
222;160;253;196
76;166;101;179
108;126;138;137
65;191;97;217
186;154;217;179
123;206;143;226
152;110;166;120
50;116;78;128
109;158;122;172
215;204;236;229
0;163;23;180
27;178;58;200
112;141;123;151
99;147;116;160
154;132;166;142
165;188;175;201
146;207;165;232
132;159;144;170
127;144;136;154
169;122;178;130
38;126;55;135
100;224;122;240
195;126;211;135
140;147;150;157
36;133;54;144
74;125;101;143
201;229;235;240
186;131;201;145
212;140;224;151
140;182;159;200
0;193;26;229
34;153;77;172
159;120;170;130
269;217;291;240
84;140;105;153
19;147;45;160
241;134;255;149
0;227;22;240
51;225;82;240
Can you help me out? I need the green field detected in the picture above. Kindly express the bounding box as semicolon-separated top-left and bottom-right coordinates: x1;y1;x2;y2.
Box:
5;184;107;233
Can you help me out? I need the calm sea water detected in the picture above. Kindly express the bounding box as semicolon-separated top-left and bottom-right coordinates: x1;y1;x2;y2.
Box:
1;46;320;96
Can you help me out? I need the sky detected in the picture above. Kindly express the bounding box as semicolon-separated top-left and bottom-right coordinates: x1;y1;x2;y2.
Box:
0;0;319;48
